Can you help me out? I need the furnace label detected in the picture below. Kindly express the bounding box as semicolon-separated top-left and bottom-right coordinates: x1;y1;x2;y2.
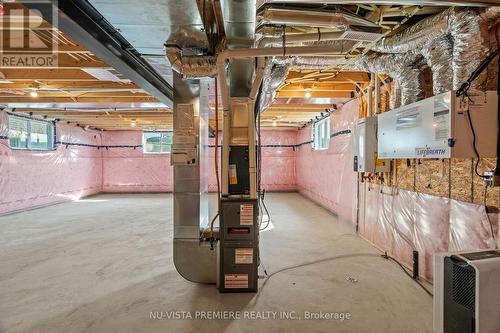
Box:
224;274;249;289
235;248;253;264
239;204;254;225
229;164;238;184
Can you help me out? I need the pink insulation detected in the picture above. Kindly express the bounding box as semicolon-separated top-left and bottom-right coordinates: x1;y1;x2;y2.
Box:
357;184;498;280
101;131;173;192
0;112;102;215
0;115;299;214
260;130;297;191
296;99;358;223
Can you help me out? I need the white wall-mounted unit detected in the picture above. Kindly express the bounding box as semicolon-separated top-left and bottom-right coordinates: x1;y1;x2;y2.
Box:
378;91;498;159
434;250;500;333
353;116;390;173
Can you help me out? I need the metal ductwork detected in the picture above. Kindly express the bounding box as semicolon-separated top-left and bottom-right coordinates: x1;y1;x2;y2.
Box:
356;52;425;107
257;7;380;30
172;74;216;284
166;45;217;79
273;55;349;70
258;61;290;113
257;28;384;47
421;35;454;94
257;0;500;7
372;7;490;90
256;46;351;113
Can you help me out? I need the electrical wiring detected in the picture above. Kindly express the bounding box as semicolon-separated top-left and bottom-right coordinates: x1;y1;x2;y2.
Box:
210;78;221;248
259;190;272;231
466;108;488;179
483;186;498;249
383;254;433;297
259;252;433;297
456;47;498;180
255;87;272;232
456;47;498;98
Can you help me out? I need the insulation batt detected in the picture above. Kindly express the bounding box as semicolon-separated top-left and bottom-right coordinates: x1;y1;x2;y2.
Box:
0;111;102;215
0;110;296;214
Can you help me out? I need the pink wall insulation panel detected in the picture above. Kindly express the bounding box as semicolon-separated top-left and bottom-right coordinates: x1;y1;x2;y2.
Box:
358;183;498;280
296;99;359;223
0;112;102;215
101;131;173;192
259;130;297;192
101;129;297;193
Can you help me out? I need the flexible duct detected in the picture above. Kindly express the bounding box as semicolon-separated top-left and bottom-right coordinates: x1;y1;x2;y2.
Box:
165;45;217;79
257;7;380;29
356;52;424;107
448;8;487;90
257;54;352;112
258;60;290;113
390;81;402;110
274;55;348;70
421;35;454;94
255;7;493;112
371;9;451;54
372;7;487;90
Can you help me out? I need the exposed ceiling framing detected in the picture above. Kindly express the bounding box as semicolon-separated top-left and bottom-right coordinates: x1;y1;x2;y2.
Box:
2;1;498;131
0;2;170;131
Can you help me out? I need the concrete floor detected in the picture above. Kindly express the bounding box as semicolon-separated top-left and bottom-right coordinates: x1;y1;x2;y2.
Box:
0;193;432;333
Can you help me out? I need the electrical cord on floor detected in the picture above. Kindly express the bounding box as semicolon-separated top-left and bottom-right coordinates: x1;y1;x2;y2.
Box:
259;252;434;297
382;252;433;297
259;190;272;231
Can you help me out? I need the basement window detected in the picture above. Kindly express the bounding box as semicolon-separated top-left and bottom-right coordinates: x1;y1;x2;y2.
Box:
312;117;330;151
8;115;54;150
143;131;173;154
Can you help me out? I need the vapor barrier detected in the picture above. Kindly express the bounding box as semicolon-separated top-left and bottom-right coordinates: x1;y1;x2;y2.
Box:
1;115;298;214
0;111;102;215
294;99;499;280
359;184;498;281
101;131;173;193
260;130;297;192
296;99;358;224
